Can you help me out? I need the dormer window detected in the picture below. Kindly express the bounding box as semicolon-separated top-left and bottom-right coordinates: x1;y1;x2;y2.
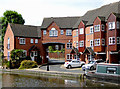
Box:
49;28;58;37
79;28;84;34
108;22;115;30
94;24;100;32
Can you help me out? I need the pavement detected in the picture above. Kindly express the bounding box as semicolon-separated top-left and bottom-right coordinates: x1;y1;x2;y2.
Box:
39;59;85;74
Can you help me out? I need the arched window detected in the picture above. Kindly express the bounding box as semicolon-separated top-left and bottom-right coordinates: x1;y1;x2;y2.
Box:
49;28;58;37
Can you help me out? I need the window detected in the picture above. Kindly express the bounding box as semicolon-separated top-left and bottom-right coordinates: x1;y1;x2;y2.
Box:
117;37;120;44
34;51;37;56
94;39;100;46
102;38;105;46
102;24;105;31
90;26;93;33
22;50;27;57
30;39;34;43
109;37;115;45
108;22;115;30
66;54;72;60
7;38;10;49
66;29;72;36
76;41;78;48
80;41;84;47
19;38;25;44
61;30;64;35
79;28;84;34
90;40;93;47
43;30;46;35
55;45;59;50
76;29;78;36
67;43;72;49
49;28;58;37
35;39;38;44
7;51;10;61
94;24;100;32
117;21;120;29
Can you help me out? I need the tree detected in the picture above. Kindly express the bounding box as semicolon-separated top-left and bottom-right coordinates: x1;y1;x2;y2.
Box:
10;49;24;68
1;10;25;50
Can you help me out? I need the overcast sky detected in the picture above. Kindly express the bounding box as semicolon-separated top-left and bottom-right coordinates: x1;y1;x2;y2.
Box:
0;0;120;26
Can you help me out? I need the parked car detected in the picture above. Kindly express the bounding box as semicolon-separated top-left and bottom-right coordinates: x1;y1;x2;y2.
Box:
64;60;85;69
82;59;105;70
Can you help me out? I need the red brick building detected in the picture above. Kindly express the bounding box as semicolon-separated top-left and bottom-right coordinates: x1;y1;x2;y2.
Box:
4;1;120;64
4;23;47;64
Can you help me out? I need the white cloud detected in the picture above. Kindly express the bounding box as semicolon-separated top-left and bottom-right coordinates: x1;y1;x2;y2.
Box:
0;0;120;26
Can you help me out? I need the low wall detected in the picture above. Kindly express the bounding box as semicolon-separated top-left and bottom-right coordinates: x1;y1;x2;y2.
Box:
48;53;65;59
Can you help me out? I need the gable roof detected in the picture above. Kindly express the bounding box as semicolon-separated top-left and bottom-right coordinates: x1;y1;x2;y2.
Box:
73;1;120;28
83;47;95;55
10;23;41;38
41;17;80;29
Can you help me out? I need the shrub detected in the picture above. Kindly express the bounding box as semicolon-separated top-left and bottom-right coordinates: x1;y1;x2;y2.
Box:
48;46;54;53
19;60;38;69
61;48;65;53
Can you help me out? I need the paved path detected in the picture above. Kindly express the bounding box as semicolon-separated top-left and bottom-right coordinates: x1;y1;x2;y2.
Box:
39;64;84;74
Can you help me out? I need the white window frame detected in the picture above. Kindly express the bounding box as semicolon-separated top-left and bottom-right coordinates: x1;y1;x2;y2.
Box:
80;40;84;47
108;22;115;30
102;38;105;46
76;41;78;48
117;21;120;29
23;50;27;57
109;37;115;45
8;38;10;49
55;45;59;50
34;51;37;56
90;26;93;33
90;40;93;47
101;24;105;31
117;37;120;44
66;42;72;49
35;39;38;44
61;30;64;35
66;29;72;36
30;39;34;43
66;54;72;60
94;39;100;46
43;30;46;35
19;38;26;44
94;24;100;32
79;28;84;34
49;28;58;37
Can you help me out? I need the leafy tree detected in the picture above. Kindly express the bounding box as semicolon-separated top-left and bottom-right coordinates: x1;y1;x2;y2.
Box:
10;49;24;68
1;10;25;50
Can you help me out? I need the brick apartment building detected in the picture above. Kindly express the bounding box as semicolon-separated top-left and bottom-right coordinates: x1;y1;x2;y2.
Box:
4;1;120;64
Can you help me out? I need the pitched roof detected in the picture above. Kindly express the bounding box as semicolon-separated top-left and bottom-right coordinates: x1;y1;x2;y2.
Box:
73;1;120;28
10;23;41;38
41;17;80;29
83;47;95;55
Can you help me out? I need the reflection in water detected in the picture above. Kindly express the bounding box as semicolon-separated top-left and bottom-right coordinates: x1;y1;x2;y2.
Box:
2;73;120;87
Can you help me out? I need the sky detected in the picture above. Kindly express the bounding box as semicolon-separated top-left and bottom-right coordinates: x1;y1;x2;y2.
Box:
0;0;120;26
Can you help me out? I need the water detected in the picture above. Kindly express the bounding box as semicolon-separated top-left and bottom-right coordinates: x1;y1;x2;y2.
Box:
1;73;120;88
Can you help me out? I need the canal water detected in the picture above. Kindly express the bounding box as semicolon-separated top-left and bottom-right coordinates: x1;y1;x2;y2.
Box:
1;72;120;88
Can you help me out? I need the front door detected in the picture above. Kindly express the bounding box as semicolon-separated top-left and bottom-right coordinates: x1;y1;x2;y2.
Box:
30;51;34;61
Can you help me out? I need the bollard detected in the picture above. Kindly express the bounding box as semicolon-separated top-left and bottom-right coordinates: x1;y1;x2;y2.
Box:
47;65;49;71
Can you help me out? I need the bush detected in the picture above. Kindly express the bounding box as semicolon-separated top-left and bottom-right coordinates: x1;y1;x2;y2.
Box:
19;60;38;69
48;46;54;53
